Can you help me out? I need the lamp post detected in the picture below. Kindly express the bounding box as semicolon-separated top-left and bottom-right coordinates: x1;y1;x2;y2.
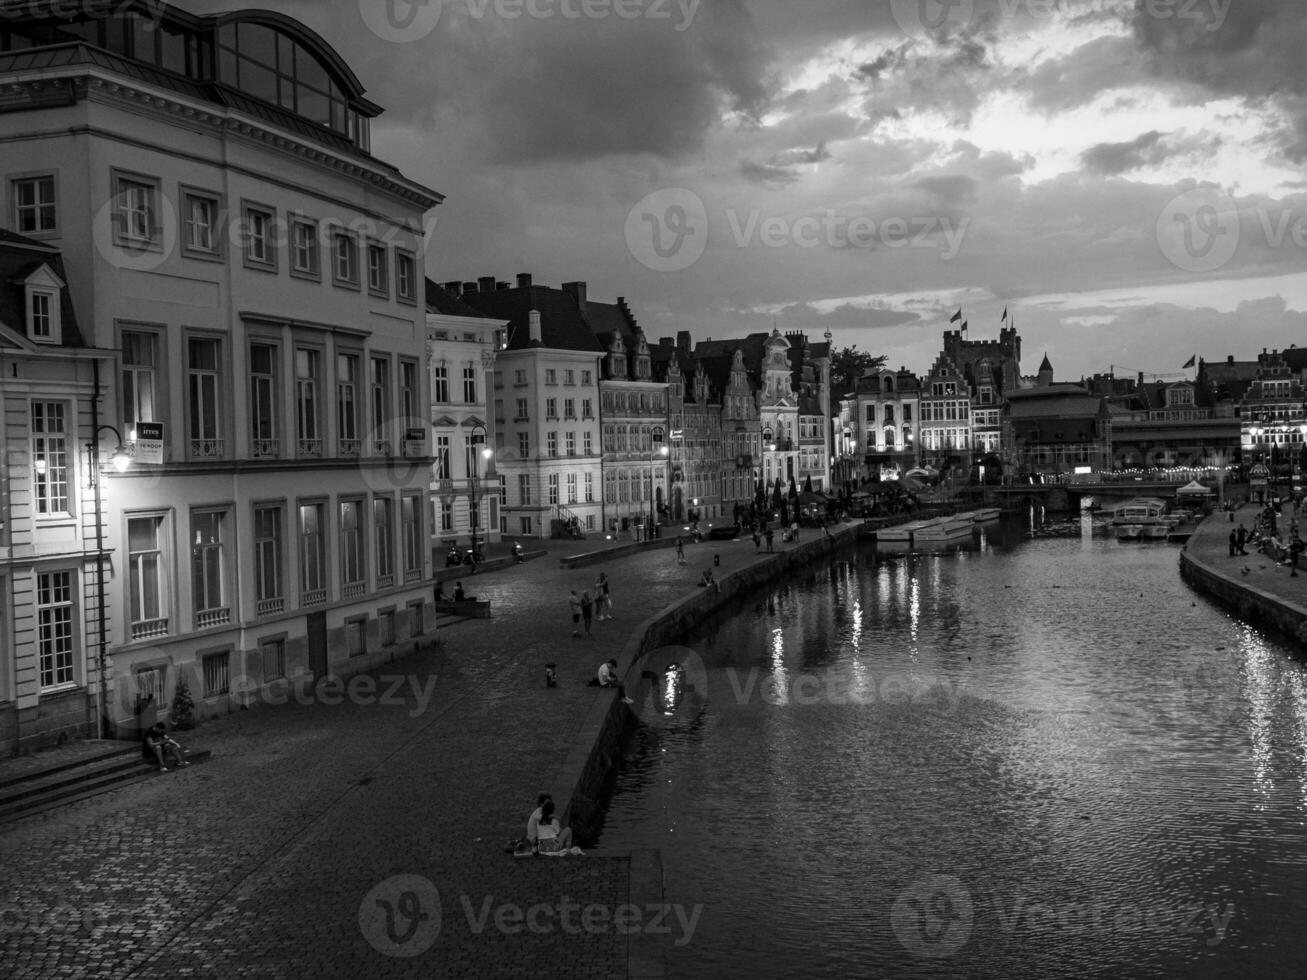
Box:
469;422;491;558
87;423;131;738
649;440;669;540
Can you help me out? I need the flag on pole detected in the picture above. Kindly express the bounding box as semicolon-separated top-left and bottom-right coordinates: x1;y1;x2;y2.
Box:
950;308;962;323
1001;306;1008;323
961;320;968;333
1182;354;1196;369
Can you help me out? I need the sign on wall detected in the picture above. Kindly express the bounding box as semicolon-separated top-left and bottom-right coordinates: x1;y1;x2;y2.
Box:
131;421;164;464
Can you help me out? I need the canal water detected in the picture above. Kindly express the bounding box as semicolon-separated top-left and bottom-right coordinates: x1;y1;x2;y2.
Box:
596;516;1307;979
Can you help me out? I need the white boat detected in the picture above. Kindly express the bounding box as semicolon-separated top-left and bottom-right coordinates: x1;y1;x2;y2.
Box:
877;519;936;546
1116;524;1144;540
913;518;975;547
971;508;1002;524
1111;497;1171;541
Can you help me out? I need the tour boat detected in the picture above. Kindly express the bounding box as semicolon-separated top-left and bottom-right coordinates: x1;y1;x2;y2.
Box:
877;519;936;547
913;517;976;547
1111;497;1172;541
971;508;1002;524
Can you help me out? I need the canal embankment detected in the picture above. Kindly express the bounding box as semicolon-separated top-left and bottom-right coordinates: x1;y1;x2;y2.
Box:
1180;504;1307;648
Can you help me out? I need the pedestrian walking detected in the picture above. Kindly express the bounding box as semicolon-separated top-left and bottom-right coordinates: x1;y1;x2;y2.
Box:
765;525;774;553
1236;524;1249;555
581;590;594;635
598;571;612;619
753;528;761;553
676;536;687;566
1229;528;1238;557
569;589;582;637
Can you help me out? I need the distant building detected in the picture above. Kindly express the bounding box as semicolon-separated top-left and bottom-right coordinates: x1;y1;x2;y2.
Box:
844;367;922;480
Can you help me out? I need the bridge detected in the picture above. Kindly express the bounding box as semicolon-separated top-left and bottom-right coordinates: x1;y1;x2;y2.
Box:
990;480;1244;512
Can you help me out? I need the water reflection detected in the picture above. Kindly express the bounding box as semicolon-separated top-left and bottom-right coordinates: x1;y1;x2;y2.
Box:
599;522;1307;979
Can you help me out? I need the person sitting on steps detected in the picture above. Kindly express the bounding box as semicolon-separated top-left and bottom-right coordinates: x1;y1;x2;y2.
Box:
142;722;189;772
454;582;467;601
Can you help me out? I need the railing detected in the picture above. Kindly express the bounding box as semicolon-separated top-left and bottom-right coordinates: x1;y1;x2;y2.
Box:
196;607;230;629
343;581;365;600
403;568;422;583
256;597;284;617
252;438;279;458
191;438;224;458
338;438;361;457
298;438;323;457
375;573;394;589
302;587;327;607
130;617;168;640
373;439;392;456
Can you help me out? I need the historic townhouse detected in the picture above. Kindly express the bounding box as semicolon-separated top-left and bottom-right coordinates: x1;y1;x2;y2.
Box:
0;233;116;752
654;335;724;525
1006;359;1111;477
919;354;974;472
455;276;605;538
425;280;507;558
784;330;833;492
846;367;922;480
0;3;441;734
941;325;1023;466
692;344;760;519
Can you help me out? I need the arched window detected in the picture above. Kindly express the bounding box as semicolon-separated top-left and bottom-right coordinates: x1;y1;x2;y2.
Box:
884;426;897;448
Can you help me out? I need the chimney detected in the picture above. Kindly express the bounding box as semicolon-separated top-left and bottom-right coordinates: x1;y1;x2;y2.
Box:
1227;355;1234;364
660;337;674;347
516;273;532;289
562;281;587;309
528;310;542;344
496;281;510;291
479;276;497;294
442;280;462;297
462;281;478;295
677;330;691;351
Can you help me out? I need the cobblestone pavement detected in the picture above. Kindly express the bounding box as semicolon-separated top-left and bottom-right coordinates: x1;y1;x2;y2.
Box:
1189;503;1307;605
0;525;824;979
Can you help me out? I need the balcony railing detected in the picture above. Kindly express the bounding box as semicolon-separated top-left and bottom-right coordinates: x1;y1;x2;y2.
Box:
252;438;279;458
256;597;284;617
130;617;168;640
298;438;323;458
343;581;366;600
338;438;361;457
373;440;392;456
191;438;224;458
196;607;230;629
302;587;327;607
376;573;394;590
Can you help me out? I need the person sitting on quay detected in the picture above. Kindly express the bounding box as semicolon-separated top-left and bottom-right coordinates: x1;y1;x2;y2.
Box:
699;569;719;592
142;722;189;773
597;658;634;704
454;582;467;602
531;798;574;855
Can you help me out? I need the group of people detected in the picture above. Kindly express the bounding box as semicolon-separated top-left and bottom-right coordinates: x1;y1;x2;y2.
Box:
567;572;612;637
1229;507;1305;577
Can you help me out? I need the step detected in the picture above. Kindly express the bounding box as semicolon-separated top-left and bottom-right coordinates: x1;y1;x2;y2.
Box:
0;749;212;826
0;743;138;792
0;749;143;807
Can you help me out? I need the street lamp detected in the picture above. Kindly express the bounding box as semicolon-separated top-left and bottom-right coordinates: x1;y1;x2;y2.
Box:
88;423;131;738
649;442;669;539
469;422;491;557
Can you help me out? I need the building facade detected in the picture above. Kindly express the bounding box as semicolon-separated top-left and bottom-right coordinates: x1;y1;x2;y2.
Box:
0;3;442;739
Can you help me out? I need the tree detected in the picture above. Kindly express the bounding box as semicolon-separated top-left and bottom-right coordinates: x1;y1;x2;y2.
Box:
831;345;887;396
172;675;196;730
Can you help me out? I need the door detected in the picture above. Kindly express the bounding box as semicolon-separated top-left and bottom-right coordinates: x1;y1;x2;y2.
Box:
307;610;327;678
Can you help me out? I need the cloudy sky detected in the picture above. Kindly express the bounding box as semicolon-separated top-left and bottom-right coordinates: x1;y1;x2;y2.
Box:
197;0;1307;381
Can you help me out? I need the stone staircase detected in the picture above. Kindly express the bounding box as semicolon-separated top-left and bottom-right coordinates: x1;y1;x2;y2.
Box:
0;741;212;826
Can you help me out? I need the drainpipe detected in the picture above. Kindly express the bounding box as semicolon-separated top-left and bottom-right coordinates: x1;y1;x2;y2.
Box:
91;359;108;739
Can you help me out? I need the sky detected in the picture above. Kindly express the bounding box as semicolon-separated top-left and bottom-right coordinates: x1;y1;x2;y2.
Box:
194;0;1307;382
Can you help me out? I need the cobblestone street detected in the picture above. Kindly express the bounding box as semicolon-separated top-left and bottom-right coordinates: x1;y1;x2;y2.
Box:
0;528;815;979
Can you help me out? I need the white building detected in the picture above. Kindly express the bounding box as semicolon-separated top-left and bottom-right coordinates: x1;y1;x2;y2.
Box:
0;3;442;737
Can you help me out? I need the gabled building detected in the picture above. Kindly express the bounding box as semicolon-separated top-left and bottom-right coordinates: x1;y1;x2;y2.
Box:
653;334;724;525
0;2;443;736
0;232;115;753
845;367;922;480
455;275;605;538
1238;347;1307;474
784;330;833;491
690;343;760;519
919;353;973;470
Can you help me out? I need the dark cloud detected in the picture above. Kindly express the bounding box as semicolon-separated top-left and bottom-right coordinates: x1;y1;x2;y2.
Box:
1080;130;1221;174
1134;0;1307;161
739;160;802;187
912;175;978;205
1019;34;1143;112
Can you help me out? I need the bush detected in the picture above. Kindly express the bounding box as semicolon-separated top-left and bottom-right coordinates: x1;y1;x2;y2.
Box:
172;676;196;730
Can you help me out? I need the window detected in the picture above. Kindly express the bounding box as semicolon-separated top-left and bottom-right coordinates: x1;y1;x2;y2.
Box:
250;343;278;457
520;516;533;535
332;230;358;286
297;348;321;456
400;360;418;420
395;250;416;303
337;353;360;454
188;337;223;458
566;432;576;456
546;398;557;419
299;502;327;604
518;474;532;505
434;434;451;479
440;498;454;532
567;473;578;504
128;515;167;639
254;504;284;615
28;289;54;341
341;499;366;597
565;370;575;385
242;203;275;269
380;610;395;647
12;174;56;235
585;472;594;502
290;218;320;278
545;369;557;385
583;432;593;456
113;172;159;248
408;599;424;637
515;399;529;421
517;432;530;459
182;190;221;258
346;617;367;657
370;356;391;451
401;494;423;581
374;496;395;586
122;330;158;435
433;364;449;403
582;370;592;385
202;652;230;696
547;432;558;457
564;399;575;419
548;474;559;505
463;365;477;404
192;510;228;628
31;401;68;515
37;571;75;690
514;369;527;385
260;638;286;681
367;242;388;296
582;399;593;418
